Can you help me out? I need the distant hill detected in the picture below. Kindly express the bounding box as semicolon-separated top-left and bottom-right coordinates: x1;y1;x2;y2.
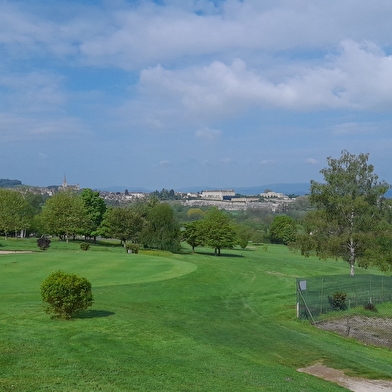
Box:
0;179;22;188
235;183;311;196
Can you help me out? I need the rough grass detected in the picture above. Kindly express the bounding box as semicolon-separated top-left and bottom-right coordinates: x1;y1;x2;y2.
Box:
1;240;392;391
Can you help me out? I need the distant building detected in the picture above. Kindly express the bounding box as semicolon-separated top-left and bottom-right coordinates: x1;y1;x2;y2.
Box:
201;190;235;200
60;175;80;191
260;191;288;199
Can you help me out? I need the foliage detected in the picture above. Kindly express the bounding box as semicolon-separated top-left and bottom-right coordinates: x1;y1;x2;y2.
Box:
269;215;297;245
126;243;139;253
364;302;378;312
295;150;391;275
183;220;204;252
328;291;347;311
150;188;179;200
141;203;181;251
40;270;93;319
80;188;107;240
99;206;144;246
186;208;205;221
39;191;88;242
199;207;237;255
80;242;90;251
37;236;51;251
236;224;252;249
0;188;31;238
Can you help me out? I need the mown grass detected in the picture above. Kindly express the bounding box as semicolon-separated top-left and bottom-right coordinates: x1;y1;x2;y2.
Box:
1;240;392;391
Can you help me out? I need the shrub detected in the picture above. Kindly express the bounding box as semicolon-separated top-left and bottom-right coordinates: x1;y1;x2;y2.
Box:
364;302;378;312
328;291;347;311
37;236;51;251
40;271;94;319
80;242;90;251
126;244;139;254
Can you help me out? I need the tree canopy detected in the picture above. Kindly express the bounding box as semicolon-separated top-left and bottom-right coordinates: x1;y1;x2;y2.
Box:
199;207;237;256
0;189;31;238
39;191;87;241
141;203;181;251
99;206;144;246
296;150;391;275
80;188;107;240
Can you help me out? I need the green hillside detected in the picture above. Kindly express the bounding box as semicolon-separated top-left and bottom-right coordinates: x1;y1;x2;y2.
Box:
1;240;391;391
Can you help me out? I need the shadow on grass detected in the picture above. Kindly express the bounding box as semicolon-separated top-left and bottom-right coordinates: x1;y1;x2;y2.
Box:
76;309;115;319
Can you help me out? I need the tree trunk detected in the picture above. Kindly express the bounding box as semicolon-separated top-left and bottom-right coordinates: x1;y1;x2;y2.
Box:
349;236;355;276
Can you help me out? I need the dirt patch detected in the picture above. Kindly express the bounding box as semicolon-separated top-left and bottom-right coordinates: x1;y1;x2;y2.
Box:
316;316;392;349
298;362;392;392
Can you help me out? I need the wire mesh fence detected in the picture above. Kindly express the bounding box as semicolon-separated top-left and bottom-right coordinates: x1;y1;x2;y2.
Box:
296;274;392;321
296;274;392;349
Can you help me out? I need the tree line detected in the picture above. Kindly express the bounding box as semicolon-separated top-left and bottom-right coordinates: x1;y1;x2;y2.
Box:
2;150;392;272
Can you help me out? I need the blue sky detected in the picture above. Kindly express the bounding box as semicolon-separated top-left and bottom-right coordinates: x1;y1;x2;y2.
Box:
2;0;392;191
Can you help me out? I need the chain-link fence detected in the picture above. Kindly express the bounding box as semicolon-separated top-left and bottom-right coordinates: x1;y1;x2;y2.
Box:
297;274;392;321
296;274;392;349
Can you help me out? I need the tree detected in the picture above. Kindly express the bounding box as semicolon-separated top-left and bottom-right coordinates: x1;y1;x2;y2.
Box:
99;206;144;247
269;215;297;245
0;189;31;238
37;236;51;251
296;150;390;275
40;271;93;319
141;203;181;251
200;208;237;256
39;191;88;242
80;188;107;241
236;224;252;249
183;220;204;252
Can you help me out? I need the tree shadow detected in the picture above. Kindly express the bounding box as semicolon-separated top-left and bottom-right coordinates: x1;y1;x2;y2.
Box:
75;309;115;319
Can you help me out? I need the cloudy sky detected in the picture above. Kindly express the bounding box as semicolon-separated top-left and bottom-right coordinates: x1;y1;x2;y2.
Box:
2;0;392;191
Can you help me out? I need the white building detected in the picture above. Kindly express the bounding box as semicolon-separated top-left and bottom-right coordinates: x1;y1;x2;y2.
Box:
201;190;235;200
260;191;288;199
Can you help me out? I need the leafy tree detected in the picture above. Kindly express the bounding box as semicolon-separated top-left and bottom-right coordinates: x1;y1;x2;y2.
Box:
236;224;252;249
0;189;31;238
296;150;390;275
80;188;107;241
141;203;181;251
183;220;204;252
99;206;144;247
269;215;297;245
200;207;237;256
186;208;205;221
39;191;88;242
40;271;93;319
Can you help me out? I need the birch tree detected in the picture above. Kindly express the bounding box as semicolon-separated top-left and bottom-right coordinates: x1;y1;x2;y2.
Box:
296;150;390;276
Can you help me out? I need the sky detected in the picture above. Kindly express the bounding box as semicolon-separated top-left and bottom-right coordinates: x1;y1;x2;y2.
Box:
2;0;392;191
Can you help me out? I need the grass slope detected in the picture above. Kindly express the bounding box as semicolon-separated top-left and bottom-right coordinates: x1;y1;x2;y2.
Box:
1;239;392;391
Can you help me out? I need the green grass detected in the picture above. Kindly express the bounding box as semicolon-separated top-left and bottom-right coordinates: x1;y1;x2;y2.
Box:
1;240;392;391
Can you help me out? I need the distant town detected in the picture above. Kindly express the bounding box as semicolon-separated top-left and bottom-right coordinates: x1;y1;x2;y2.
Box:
0;177;302;212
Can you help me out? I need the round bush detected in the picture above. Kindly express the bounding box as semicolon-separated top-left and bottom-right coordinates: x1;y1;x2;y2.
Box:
37;236;51;251
80;242;90;251
40;271;94;319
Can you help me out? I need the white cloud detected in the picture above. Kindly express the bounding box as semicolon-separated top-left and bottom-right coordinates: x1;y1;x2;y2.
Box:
195;127;222;140
333;122;376;135
0;113;88;142
136;39;392;124
261;160;275;165
159;160;170;166
305;158;319;165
